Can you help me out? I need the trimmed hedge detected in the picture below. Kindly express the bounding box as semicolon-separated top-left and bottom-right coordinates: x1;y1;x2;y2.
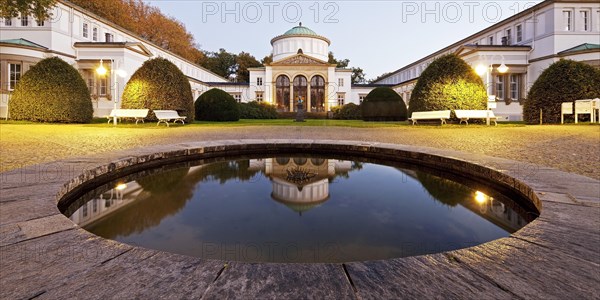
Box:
332;103;362;119
361;87;407;121
408;54;487;115
122;57;194;120
239;101;277;119
195;88;240;121
9;57;93;123
523;59;600;124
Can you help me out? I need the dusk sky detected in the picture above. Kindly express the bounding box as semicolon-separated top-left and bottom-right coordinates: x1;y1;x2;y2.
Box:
145;1;542;79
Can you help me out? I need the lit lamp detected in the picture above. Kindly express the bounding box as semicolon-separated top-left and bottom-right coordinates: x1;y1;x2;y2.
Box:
96;59;127;126
474;56;509;125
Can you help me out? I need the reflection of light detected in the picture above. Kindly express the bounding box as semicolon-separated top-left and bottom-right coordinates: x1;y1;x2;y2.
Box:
115;183;127;191
475;191;487;204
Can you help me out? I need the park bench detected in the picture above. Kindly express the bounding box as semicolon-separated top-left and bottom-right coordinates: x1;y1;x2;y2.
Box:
106;109;149;124
409;110;451;125
454;110;498;126
154;110;186;127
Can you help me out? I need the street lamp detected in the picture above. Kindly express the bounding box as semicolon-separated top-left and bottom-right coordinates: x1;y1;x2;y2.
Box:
474;55;509;125
96;59;127;126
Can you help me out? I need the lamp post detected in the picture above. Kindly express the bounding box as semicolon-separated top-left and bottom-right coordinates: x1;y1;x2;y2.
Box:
474;55;509;125
96;59;127;126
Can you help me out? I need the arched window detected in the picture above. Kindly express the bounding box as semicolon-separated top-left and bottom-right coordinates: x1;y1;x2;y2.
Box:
293;75;307;112
276;75;290;112
310;75;325;112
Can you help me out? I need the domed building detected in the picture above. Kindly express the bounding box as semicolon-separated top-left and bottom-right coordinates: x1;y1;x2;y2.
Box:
209;23;384;113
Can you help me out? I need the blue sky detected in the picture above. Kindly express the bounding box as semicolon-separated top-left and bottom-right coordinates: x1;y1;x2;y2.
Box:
145;1;542;80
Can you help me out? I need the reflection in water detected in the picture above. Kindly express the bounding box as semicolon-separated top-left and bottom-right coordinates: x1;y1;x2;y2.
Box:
66;156;537;263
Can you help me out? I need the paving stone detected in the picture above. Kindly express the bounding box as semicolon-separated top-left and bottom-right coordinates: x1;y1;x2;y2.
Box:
0;196;61;226
0;214;76;246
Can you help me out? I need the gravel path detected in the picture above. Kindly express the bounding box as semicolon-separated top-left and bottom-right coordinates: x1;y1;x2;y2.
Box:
1;124;599;179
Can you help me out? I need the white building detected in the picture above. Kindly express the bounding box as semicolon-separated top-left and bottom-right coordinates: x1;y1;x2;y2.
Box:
0;0;227;118
374;0;600;121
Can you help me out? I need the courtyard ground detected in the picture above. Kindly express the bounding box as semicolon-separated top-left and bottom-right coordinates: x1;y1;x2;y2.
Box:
1;121;599;179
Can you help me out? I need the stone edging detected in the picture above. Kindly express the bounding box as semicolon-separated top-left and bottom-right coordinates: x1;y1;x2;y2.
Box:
1;140;598;299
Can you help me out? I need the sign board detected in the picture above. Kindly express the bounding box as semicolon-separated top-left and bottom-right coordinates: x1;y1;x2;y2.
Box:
561;102;573;114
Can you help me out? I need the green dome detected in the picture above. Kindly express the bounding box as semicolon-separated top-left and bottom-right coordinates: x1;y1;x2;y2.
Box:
283;23;318;36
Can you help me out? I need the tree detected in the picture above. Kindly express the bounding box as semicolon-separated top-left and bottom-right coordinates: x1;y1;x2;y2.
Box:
369;72;392;83
408;54;487;115
328;51;349;68
236;52;262;83
200;48;238;80
9;57;93;123
351;67;366;84
261;54;273;65
523;59;600;124
0;0;56;22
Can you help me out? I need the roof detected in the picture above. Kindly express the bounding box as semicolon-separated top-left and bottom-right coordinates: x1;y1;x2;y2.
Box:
558;43;600;55
351;83;397;88
0;38;47;49
271;22;331;45
206;82;250;86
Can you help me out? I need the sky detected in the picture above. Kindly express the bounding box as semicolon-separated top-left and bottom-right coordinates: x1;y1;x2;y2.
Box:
145;0;543;80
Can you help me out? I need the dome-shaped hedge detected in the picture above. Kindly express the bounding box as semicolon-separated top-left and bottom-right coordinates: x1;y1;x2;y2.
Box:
408;54;487;115
195;88;240;121
523;59;600;124
361;87;407;121
9;57;93;123
122;57;194;120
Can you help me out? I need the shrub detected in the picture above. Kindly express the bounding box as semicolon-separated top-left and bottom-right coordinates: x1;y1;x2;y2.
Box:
332;103;362;119
239;101;277;119
122;57;194;120
523;59;600;124
361;87;407;121
408;54;487;116
195;88;240;121
9;57;93;123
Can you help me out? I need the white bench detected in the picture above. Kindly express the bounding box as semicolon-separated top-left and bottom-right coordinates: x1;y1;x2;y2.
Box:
154;110;186;127
106;109;149;124
454;110;498;126
409;110;451;125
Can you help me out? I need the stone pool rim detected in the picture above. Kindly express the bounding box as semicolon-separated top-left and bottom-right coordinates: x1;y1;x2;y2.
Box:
1;139;598;299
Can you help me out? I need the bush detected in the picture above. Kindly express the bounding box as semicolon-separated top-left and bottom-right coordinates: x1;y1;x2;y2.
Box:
195;88;240;121
523;59;600;124
239;101;277;119
332;103;362;119
9;57;93;123
122;57;194;120
361;87;407;121
408;54;487;116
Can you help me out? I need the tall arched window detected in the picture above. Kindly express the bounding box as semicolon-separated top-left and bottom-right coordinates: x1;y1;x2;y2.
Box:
275;75;290;112
310;75;325;112
293;75;307;112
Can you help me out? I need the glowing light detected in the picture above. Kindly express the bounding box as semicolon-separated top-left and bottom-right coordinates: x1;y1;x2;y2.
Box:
116;69;127;78
115;183;127;191
475;191;487;204
497;63;509;74
96;60;107;76
475;64;488;76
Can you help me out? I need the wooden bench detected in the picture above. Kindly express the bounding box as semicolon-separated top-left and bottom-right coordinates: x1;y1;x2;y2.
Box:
154;110;186;127
454;110;498;126
106;109;149;124
409;110;451;125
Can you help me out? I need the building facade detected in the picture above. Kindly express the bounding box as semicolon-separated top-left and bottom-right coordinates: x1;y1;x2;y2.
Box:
374;0;600;121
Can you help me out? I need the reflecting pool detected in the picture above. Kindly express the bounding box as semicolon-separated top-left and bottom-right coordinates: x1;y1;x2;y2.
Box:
64;156;537;263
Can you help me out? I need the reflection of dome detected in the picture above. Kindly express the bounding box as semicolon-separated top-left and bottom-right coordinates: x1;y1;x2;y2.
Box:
271;23;330;62
271;177;329;212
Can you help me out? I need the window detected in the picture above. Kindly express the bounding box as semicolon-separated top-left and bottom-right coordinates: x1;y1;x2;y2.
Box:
92;27;98;41
99;77;107;96
495;75;505;100
505;29;512;45
338;78;344;87
37;19;44;26
489;36;494;45
82;203;88;218
232;94;242;103
563;10;573;31
82;23;89;38
516;25;522;43
4;18;12;26
337;94;345;106
256;92;263;102
21;16;29;27
510;74;520;100
359;95;366;104
257;77;263;86
105;33;114;42
581;10;590;31
9;64;22;90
